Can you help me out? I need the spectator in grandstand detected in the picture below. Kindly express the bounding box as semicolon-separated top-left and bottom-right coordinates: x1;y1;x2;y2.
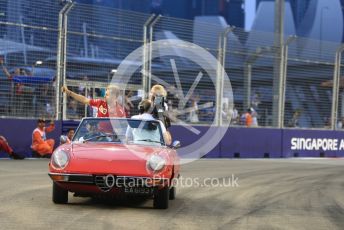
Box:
67;100;80;120
0;60;29;80
199;102;215;123
31;118;55;158
337;120;342;129
221;102;231;123
288;110;301;127
251;92;261;110
188;95;199;123
78;76;89;95
241;108;253;127
76;76;91;116
62;85;125;118
336;117;344;129
149;85;172;145
0;59;34;116
60;128;75;145
323;116;331;129
36;83;51;117
230;106;239;125
0;135;25;159
251;108;259;127
124;90;134;118
166;84;181;109
167;99;173;110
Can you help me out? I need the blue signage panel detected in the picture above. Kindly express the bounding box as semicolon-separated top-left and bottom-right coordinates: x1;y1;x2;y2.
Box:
282;129;344;157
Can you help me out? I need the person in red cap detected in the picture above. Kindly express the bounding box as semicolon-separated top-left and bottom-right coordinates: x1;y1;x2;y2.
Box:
62;85;125;118
0;135;25;159
31;119;55;157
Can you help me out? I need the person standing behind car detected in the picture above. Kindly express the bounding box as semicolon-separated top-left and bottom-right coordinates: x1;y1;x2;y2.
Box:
149;85;172;145
62;85;125;118
126;99;171;145
31;118;55;158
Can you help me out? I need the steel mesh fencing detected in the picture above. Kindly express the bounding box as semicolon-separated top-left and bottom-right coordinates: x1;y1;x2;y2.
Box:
284;37;339;129
223;28;281;127
62;3;150;120
0;1;342;131
335;50;344;130
0;0;59;119
150;16;225;126
224;27;341;129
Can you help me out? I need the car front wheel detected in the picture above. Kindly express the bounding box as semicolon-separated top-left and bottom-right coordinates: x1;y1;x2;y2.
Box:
169;186;176;200
153;186;169;209
53;182;68;204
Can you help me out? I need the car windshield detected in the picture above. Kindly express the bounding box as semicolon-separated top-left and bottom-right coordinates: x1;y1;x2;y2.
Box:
72;118;165;146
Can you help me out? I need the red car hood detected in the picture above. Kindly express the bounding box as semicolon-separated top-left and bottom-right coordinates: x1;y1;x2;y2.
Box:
62;143;171;177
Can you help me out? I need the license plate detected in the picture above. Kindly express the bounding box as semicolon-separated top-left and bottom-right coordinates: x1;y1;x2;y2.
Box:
124;187;154;195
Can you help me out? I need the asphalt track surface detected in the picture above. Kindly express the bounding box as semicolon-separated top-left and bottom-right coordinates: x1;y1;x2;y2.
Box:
1;158;344;230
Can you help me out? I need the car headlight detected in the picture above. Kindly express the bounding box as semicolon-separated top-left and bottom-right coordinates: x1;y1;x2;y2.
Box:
52;149;69;169
148;155;166;171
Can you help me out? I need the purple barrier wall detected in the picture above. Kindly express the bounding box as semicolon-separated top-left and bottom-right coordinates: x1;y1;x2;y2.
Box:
169;125;221;158
169;126;283;158
220;127;283;158
0;119;62;157
1;118;344;158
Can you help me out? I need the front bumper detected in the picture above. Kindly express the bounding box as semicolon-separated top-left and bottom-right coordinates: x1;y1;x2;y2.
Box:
49;173;94;184
49;172;169;194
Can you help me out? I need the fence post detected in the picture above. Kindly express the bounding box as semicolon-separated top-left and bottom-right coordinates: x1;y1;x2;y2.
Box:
279;35;297;128
272;0;285;127
331;45;344;130
215;26;234;126
142;14;155;99
148;15;161;95
55;2;74;121
244;46;272;111
243;63;252;110
62;3;74;120
19;16;27;65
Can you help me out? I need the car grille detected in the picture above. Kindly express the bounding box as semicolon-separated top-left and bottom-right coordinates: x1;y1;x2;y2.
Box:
68;175;94;183
94;175;113;192
93;175;167;192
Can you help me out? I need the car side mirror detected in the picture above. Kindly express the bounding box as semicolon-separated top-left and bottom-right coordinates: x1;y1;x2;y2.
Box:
60;135;67;144
172;140;181;149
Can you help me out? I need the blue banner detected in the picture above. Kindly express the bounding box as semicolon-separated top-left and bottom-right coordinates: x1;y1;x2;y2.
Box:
12;75;54;84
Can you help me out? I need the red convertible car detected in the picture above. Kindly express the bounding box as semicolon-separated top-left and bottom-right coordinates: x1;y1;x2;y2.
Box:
49;118;180;209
